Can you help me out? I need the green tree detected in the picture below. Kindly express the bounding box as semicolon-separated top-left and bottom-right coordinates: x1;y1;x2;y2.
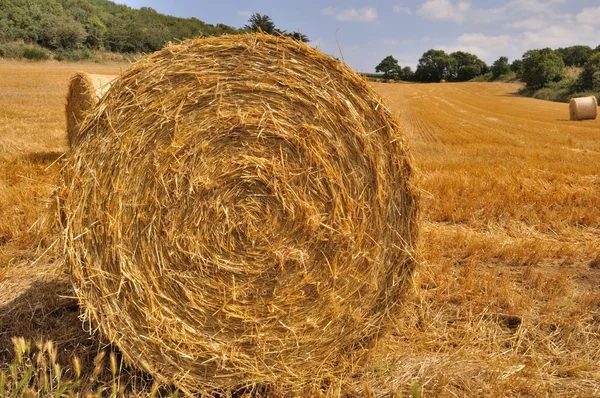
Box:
521;48;565;88
375;55;402;81
244;13;276;34
39;14;87;49
557;45;593;67
243;13;308;42
402;66;414;81
511;59;523;78
490;56;511;79
580;52;600;89
284;31;309;43
593;72;600;91
449;51;487;81
414;49;451;82
85;16;108;49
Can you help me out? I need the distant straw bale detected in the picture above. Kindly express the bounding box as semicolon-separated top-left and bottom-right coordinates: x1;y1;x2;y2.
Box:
59;34;419;396
65;72;116;147
569;96;598;121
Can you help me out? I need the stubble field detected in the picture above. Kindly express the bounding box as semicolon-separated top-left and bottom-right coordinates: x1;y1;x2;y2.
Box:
0;60;599;397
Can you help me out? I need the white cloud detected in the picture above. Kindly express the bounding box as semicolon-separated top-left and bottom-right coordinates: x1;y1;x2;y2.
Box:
339;7;378;22
417;0;470;24
442;33;512;60
321;7;336;16
237;10;252;18
506;0;565;14
577;7;600;25
321;6;378;22
321;7;377;22
393;5;411;15
505;17;547;30
522;24;597;49
468;7;506;24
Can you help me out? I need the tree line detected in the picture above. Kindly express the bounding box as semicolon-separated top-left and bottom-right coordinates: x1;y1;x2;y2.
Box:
375;50;487;83
375;44;600;91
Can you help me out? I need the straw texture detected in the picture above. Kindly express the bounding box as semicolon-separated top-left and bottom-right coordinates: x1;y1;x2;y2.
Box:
65;72;116;147
569;96;598;121
59;34;419;396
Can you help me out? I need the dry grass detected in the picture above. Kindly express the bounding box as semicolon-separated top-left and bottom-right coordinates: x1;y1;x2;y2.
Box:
0;57;599;397
65;72;118;147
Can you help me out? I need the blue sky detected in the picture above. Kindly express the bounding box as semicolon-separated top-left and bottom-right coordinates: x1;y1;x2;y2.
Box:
116;0;600;72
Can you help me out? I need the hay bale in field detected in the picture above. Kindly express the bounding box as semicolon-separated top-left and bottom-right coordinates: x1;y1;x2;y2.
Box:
59;34;419;396
569;96;598;121
65;72;117;147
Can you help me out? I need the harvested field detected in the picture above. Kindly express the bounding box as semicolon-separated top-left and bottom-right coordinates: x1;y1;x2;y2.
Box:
0;59;599;397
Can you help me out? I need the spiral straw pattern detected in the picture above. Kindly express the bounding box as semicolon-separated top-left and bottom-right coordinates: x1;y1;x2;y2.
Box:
60;34;419;395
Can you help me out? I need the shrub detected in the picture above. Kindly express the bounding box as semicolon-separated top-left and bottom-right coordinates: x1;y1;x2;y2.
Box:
22;46;49;61
0;42;27;58
54;48;92;61
0;42;49;60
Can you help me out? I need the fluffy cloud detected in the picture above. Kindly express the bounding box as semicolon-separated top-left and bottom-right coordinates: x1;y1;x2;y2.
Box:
393;5;411;15
522;24;598;49
505;17;547;30
576;7;600;25
320;7;378;22
442;33;512;60
506;0;566;14
321;7;336;16
417;0;470;23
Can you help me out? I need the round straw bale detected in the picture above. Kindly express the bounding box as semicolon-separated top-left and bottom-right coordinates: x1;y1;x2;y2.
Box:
59;34;419;395
65;72;117;147
569;96;598;121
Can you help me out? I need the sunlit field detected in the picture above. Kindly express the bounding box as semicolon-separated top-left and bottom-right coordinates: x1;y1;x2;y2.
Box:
0;61;599;397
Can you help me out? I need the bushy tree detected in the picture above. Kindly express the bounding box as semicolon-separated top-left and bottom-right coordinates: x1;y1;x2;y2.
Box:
39;14;87;49
511;59;523;78
593;72;600;91
244;13;276;34
283;31;309;43
580;52;600;89
449;51;487;81
490;56;511;79
414;49;452;82
84;16;108;49
243;13;308;42
557;45;593;67
375;55;402;80
521;48;564;88
402;66;414;81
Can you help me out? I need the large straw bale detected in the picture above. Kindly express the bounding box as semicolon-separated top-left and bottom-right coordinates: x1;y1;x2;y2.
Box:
59;34;419;395
569;96;598;121
65;72;116;147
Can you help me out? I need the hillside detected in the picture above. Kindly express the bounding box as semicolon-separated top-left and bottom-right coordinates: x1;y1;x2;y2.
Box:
0;0;239;58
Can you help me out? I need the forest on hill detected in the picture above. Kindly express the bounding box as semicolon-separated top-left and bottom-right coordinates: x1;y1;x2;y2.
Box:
0;0;241;60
